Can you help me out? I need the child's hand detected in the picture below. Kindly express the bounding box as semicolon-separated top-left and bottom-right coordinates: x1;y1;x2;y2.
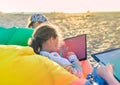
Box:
67;52;75;58
97;64;114;81
97;64;114;76
65;65;73;74
97;64;120;85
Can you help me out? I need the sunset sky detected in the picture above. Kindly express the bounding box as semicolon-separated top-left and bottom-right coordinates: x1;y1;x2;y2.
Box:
0;0;120;13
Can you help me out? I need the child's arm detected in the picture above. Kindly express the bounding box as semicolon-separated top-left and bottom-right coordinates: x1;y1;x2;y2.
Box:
49;52;72;67
65;65;74;74
67;52;83;78
40;51;73;73
67;52;80;63
97;64;120;85
49;52;74;74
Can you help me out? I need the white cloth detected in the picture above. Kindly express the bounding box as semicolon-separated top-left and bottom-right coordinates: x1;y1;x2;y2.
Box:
40;51;72;67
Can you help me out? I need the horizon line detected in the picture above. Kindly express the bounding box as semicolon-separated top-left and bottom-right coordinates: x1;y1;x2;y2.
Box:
0;10;120;14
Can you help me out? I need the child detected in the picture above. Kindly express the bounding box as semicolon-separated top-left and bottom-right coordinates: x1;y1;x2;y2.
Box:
28;23;82;78
28;24;120;84
27;14;48;28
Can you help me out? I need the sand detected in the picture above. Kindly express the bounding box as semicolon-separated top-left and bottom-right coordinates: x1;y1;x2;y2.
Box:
0;12;120;66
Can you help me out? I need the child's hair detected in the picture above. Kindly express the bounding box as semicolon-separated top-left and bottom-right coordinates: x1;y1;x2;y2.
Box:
28;23;62;54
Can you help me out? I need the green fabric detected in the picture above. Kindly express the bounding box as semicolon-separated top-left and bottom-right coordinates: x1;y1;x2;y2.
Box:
7;27;33;46
0;27;17;44
0;26;34;46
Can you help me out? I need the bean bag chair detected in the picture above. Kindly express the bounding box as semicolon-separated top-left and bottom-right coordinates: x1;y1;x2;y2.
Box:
0;45;82;85
0;26;33;46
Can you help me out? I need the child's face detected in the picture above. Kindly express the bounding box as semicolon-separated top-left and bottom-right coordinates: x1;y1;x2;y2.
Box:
50;37;60;52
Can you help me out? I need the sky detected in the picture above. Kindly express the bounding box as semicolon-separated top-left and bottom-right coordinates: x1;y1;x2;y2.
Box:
0;0;120;13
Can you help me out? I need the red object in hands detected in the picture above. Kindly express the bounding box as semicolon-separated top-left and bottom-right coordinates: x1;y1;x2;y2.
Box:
58;34;87;61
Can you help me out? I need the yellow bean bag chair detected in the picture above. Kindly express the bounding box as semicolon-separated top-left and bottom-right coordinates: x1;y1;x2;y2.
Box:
0;45;81;85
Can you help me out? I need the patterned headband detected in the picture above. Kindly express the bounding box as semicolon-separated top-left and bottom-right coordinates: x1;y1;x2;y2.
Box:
31;14;48;22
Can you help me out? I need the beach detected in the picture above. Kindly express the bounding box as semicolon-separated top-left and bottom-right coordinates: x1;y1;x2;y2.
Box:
0;12;120;66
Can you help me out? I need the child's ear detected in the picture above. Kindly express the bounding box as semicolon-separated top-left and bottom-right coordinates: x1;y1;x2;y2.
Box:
48;37;53;43
50;37;54;41
50;37;56;43
34;22;40;28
